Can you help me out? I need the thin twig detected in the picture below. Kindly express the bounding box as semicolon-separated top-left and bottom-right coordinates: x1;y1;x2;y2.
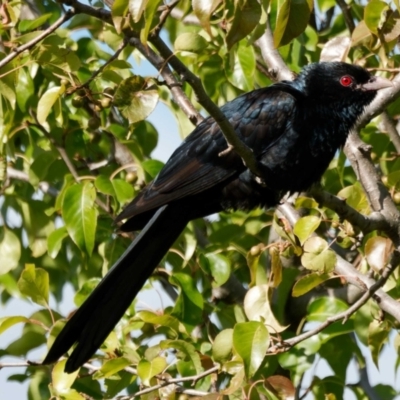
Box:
269;250;400;352
309;187;391;233
0;9;75;70
278;202;400;323
153;0;180;36
336;0;355;33
69;39;129;94
128;36;202;125
27;121;80;181
61;0;112;24
7;167;59;197
255;22;294;82
123;365;219;398
149;35;265;179
379;111;400;154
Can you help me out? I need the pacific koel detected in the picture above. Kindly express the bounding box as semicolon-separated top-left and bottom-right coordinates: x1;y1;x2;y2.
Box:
43;62;392;373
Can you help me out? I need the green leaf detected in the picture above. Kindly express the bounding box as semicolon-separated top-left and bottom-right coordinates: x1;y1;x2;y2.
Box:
141;0;162;44
51;359;82;398
95;175;134;205
142;159;164;179
203;252;231;287
114;76;159;124
292;272;331;297
368;320;390;368
174;32;209;54
37;85;65;125
0;316;30;335
0;229;21;274
293;215;321;245
233;321;269;378
226;0;261;49
47;226;68;258
29;151;58;187
19;13;52;32
74;278;100;307
136;310;184;334
364;0;390;35
137;356;167;386
307;297;348;322
301;237;336;273
337;184;370;213
170;273;204;332
160;339;203;374
62;182;98;255
93;358;131;379
274;0;313;47
244;284;287;332
212;329;233;362
17;264;49;308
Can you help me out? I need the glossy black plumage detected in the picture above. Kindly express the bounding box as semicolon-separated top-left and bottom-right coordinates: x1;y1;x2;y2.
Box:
43;62;391;373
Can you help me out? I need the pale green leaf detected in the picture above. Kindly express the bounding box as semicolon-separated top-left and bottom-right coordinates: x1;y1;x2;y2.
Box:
233;321;269;378
17;264;49;307
0;229;21;274
62;182;98;255
37;86;65;125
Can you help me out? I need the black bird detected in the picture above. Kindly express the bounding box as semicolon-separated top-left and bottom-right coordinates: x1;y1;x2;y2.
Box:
43;62;391;373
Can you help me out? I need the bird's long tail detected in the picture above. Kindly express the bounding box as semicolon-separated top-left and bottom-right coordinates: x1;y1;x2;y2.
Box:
43;204;188;373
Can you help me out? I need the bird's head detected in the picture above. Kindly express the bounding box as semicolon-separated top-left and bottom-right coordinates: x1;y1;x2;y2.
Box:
297;62;392;105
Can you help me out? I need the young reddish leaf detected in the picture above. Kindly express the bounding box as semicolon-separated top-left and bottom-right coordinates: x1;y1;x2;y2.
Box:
265;375;296;399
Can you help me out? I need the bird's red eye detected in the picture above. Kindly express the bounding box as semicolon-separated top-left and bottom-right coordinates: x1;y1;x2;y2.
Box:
340;75;353;87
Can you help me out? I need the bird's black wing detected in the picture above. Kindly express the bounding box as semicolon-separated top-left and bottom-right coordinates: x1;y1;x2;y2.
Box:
116;86;299;226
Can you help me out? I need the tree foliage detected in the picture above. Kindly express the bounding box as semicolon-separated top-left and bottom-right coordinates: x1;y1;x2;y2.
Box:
1;0;400;399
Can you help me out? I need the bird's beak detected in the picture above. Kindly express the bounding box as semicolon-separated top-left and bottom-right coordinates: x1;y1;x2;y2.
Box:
361;76;393;91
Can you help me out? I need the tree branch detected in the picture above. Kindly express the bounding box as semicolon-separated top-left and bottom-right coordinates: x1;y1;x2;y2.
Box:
309;187;391;233
336;0;355;33
127;36;203;125
7;167;59;197
255;22;295;82
269;248;400;352
278;202;400;323
379;111;400;154
0;9;75;70
148;35;265;179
